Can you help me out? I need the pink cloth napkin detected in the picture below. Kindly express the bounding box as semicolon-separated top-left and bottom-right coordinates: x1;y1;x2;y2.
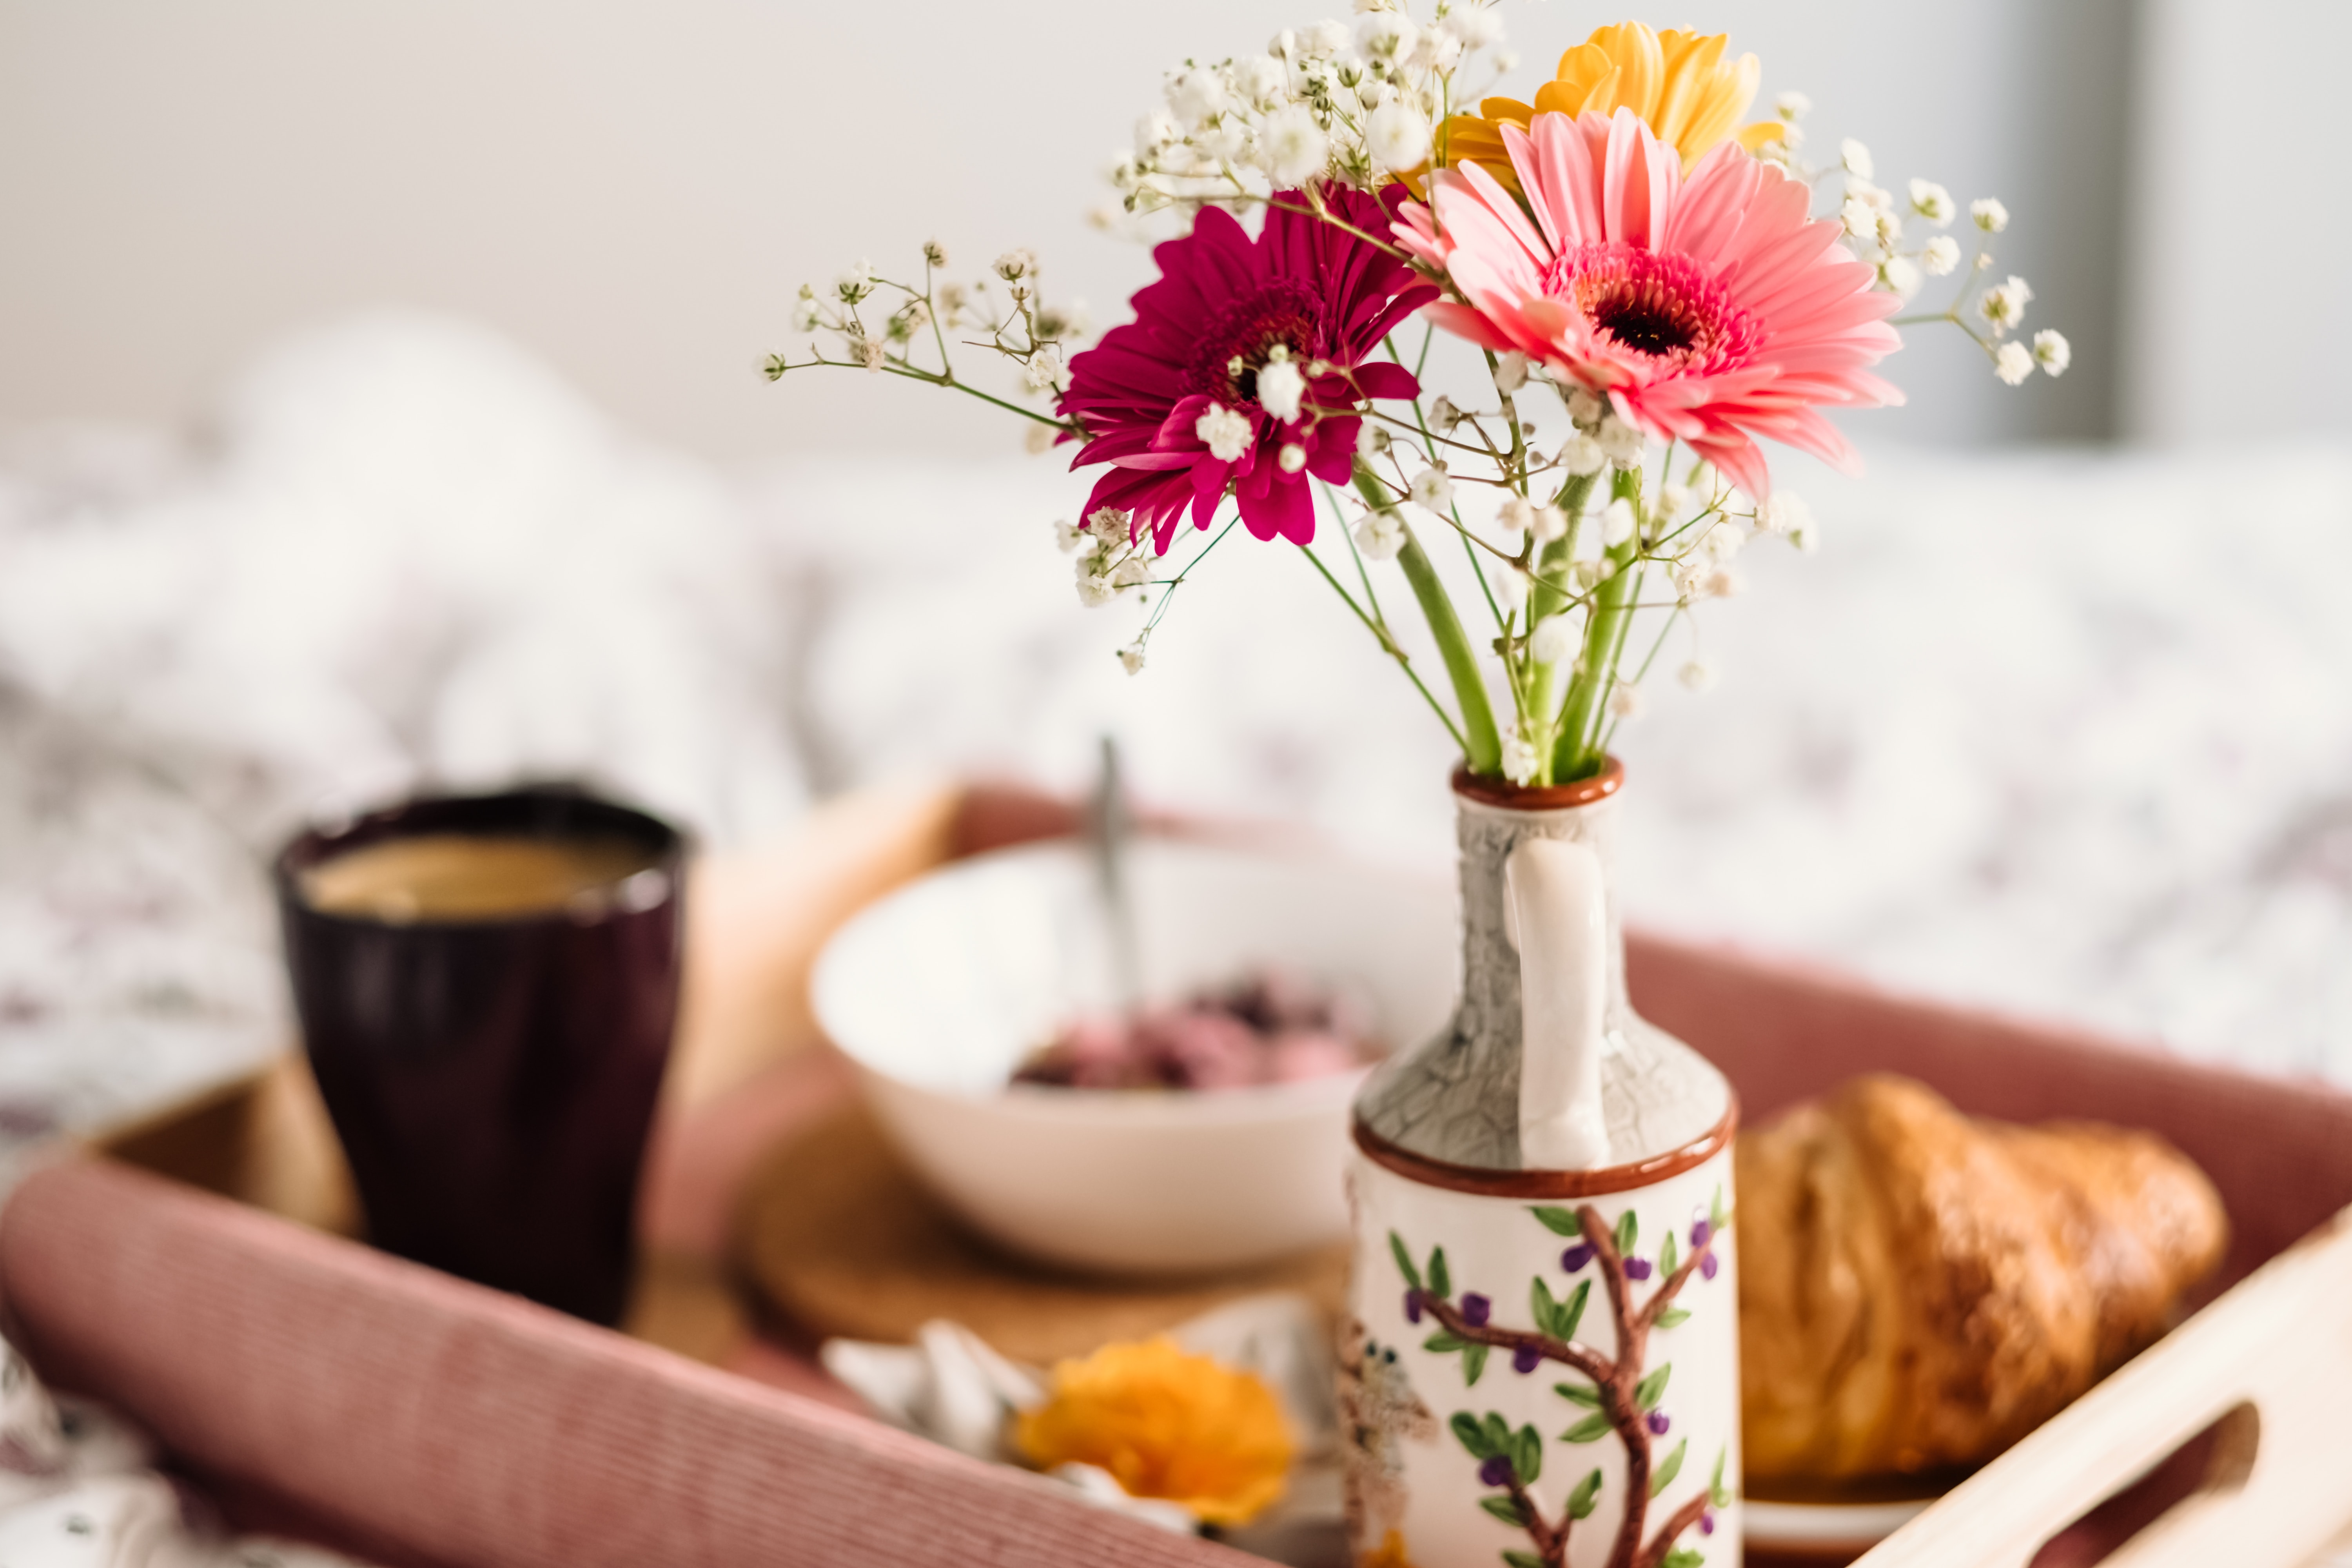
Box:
0;1159;1253;1568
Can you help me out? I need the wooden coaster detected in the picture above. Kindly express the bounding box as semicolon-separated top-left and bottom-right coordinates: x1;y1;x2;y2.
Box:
735;1103;1349;1366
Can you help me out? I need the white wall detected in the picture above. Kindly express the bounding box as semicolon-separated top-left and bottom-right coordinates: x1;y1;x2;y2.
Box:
0;0;2189;460
2120;0;2352;445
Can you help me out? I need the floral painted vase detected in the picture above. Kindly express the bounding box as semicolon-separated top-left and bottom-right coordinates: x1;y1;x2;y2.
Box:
1342;762;1739;1568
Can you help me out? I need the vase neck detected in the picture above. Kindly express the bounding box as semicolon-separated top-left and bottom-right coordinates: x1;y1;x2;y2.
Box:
1357;769;1731;1172
1453;789;1632;1049
1353;780;1636;1171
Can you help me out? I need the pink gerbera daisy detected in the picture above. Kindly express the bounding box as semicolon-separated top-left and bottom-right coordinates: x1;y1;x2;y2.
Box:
1396;107;1902;497
1060;187;1438;551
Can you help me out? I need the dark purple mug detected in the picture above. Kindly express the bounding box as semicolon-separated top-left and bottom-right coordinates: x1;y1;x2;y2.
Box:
276;786;684;1325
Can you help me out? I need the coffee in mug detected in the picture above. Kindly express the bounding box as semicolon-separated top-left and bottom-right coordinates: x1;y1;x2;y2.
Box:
278;787;685;1325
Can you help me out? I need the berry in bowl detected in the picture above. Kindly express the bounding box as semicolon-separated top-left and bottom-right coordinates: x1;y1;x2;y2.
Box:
1011;969;1380;1091
810;836;1452;1275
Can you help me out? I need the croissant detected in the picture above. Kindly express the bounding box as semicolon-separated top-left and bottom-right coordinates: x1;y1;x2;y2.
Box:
1737;1074;2229;1481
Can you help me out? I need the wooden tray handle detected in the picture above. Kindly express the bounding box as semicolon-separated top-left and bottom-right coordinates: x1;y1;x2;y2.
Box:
1855;1205;2352;1568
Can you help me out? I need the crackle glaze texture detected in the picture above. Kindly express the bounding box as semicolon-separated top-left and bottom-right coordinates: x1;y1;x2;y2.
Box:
1354;785;1727;1172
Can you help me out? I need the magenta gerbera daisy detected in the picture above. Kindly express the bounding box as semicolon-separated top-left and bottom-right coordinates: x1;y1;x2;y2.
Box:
1059;186;1439;551
1395;107;1902;498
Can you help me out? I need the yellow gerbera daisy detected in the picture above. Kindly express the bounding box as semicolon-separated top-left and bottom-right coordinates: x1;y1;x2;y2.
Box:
1436;22;1783;195
1013;1337;1293;1526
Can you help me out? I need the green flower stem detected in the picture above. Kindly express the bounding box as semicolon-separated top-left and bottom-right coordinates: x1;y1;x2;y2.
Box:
1553;468;1645;781
1356;465;1502;776
1401;530;1505;777
1518;539;1572;781
1522;472;1602;783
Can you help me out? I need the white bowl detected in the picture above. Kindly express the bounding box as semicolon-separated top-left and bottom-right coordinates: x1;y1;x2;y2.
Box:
811;836;1454;1275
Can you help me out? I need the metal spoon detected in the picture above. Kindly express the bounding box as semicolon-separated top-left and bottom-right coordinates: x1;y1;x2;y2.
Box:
1087;735;1144;1015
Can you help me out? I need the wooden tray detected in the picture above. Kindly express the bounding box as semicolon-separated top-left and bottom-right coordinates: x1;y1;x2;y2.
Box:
74;779;2352;1568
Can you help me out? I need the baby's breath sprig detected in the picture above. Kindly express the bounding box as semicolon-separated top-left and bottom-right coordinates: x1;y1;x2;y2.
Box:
1111;1;1515;226
1764;94;2071;388
1058;505;1159;610
1051;503;1250;679
765;240;1089;439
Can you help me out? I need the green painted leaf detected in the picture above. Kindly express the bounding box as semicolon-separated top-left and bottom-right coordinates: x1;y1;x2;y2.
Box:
1655;1306;1692;1329
1531;1278;1561;1339
1553;1381;1600;1407
1480;1495;1529;1526
1389;1231;1423;1291
1512;1424;1543;1485
1482;1412;1512;1455
1664;1549;1706;1568
1661;1232;1680;1277
1451;1411;1491;1458
1710;1185;1729;1228
1650;1437;1688;1498
1503;1552;1546;1568
1463;1343;1489;1386
1636;1362;1672;1412
1567;1467;1604;1520
1615;1209;1639;1257
1424;1332;1468;1354
1428;1246;1452;1301
1559;1278;1591;1339
1529;1205;1583;1236
1710;1446;1733;1508
1560;1412;1612;1443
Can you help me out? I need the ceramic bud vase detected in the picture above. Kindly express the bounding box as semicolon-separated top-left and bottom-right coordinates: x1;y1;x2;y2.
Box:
1342;762;1740;1568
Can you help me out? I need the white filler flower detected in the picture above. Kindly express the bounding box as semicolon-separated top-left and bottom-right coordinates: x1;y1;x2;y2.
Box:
1195;403;1252;461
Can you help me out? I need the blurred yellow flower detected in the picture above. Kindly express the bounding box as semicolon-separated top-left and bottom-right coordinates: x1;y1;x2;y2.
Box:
1437;22;1784;194
1360;1528;1422;1568
1013;1337;1293;1526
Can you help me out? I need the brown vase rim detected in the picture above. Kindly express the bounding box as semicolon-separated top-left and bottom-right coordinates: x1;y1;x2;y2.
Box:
1352;1096;1737;1198
1450;757;1624;813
